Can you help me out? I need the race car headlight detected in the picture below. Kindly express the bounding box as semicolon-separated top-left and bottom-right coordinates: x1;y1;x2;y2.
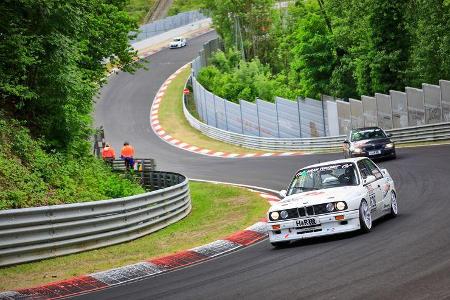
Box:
350;145;362;153
385;143;394;148
280;210;288;219
270;211;279;220
326;203;335;212
335;201;346;211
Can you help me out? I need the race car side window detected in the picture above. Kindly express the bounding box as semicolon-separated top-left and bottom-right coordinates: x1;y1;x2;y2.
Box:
362;159;383;179
357;161;370;179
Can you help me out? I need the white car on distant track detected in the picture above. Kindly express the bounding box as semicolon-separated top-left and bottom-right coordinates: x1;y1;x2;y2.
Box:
268;157;398;247
169;37;187;48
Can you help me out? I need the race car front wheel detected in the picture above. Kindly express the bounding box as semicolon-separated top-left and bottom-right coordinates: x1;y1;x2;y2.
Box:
359;199;372;233
390;191;398;217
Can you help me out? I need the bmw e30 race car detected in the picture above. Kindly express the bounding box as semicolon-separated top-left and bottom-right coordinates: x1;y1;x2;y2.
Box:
268;157;398;247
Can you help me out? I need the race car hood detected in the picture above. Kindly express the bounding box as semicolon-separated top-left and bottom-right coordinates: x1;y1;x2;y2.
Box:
271;186;362;211
352;137;391;147
170;41;180;46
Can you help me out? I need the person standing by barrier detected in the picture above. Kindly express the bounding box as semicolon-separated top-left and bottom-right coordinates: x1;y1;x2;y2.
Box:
120;142;135;171
102;143;116;166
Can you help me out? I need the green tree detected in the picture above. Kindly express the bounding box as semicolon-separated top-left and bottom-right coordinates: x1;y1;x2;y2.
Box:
0;0;140;155
288;6;334;99
203;0;276;63
406;0;450;86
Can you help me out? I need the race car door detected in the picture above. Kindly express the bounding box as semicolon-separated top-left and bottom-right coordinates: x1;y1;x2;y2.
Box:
358;160;384;217
362;159;387;216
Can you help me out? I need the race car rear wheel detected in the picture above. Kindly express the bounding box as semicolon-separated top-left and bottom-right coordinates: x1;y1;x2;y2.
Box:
390;191;398;217
359;199;372;233
271;241;290;248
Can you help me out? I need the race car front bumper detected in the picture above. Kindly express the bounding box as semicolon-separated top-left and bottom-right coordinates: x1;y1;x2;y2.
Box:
268;209;360;243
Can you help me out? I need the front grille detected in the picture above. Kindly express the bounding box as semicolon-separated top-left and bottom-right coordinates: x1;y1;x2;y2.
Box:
270;202;347;221
364;144;383;151
285;208;300;219
313;203;329;215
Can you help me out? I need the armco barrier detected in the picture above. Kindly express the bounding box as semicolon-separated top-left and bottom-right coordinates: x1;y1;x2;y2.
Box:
0;171;191;267
183;82;450;151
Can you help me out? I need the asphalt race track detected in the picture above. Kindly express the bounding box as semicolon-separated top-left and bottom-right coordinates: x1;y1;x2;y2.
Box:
87;31;450;299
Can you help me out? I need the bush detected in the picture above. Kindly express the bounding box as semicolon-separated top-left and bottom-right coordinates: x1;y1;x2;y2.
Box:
197;49;296;103
0;116;144;210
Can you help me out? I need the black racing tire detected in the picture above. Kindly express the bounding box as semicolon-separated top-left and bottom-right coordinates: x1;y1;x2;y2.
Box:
390;191;398;218
359;199;372;233
271;241;290;248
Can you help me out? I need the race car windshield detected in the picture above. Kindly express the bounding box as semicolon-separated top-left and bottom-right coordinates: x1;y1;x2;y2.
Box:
287;163;359;196
351;128;386;141
173;38;181;42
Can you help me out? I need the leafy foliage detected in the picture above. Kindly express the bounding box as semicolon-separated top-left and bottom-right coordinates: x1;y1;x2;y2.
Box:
197;50;296;102
200;0;450;102
0;0;140;155
168;0;204;16
0;1;144;209
0;115;144;210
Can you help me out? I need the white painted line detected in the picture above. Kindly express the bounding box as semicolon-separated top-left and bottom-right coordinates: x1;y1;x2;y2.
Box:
178;142;188;148
157;130;166;135
199;149;211;154
260;194;280;200
261;153;274;157
242;153;256;158
163;135;172;140
170;139;180;144
189;178;279;195
187;146;199;151
280;152;295;156
154;125;162;130
227;153;240;158
157;92;165;98
211;152;224;156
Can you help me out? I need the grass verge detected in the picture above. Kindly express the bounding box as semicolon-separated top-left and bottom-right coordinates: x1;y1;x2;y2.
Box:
125;0;156;23
158;67;276;154
168;0;203;16
0;182;269;291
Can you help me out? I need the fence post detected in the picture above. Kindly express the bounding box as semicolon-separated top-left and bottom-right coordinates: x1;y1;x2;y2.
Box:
256;99;261;137
297;97;303;138
275;100;281;138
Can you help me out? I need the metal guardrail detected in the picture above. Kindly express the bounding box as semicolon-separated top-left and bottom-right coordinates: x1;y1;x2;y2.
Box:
0;171;191;267
183;79;450;151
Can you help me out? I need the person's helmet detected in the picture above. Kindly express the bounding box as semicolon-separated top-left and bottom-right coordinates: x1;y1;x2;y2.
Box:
105;143;110;147
124;142;129;146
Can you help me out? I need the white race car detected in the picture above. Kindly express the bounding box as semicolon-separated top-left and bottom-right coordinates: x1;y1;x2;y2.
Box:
169;37;187;49
268;157;397;247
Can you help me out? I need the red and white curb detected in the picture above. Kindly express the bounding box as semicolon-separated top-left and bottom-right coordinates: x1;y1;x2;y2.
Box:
149;67;308;158
0;184;280;300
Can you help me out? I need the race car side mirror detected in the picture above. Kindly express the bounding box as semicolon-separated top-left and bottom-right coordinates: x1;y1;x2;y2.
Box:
387;133;393;137
380;168;388;175
279;190;287;198
363;175;376;185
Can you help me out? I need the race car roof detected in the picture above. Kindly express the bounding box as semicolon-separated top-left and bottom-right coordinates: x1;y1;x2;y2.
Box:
299;157;365;170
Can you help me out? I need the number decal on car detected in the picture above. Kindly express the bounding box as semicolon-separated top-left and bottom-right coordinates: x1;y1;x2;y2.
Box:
367;185;376;209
